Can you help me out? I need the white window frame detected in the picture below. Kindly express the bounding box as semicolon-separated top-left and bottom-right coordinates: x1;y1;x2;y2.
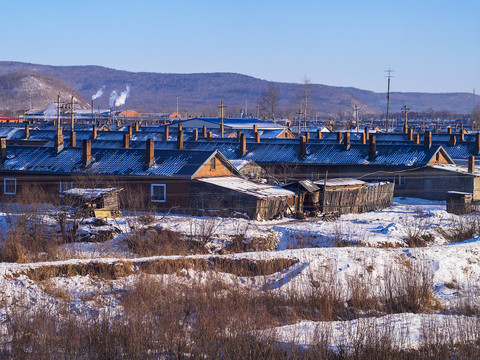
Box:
151;184;166;202
59;181;74;196
4;178;16;195
394;174;405;187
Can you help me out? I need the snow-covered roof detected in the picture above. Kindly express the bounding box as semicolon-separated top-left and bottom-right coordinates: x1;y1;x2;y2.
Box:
63;187;118;200
199;176;295;199
314;178;366;187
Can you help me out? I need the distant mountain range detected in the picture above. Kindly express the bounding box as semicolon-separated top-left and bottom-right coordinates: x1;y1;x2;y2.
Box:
0;61;477;116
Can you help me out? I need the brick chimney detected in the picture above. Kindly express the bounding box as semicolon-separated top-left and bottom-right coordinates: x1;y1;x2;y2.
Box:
460;129;465;142
447;127;452;134
449;135;457;146
305;132;310;143
123;133;130;149
135;122;139;131
178;123;182;132
128;126;133;138
25;123;29;139
364;126;369;139
403;124;408;134
82;140;92;167
116;119;121;128
54;128;64;154
164;125;169;140
253;124;258;133
239;133;247;156
424;131;432;149
316;129;322;139
414;134;420;145
337;132;343;144
368;135;376;159
207;131;212;142
0;137;6;159
468;156;475;173
202;125;207;138
360;133;366;144
92;124;97;139
255;131;261;143
145;138;154;168
177;130;184;150
70;131;76;147
193;128;198;141
299;136;306;156
344;132;351;150
408;128;413;141
476;133;480;155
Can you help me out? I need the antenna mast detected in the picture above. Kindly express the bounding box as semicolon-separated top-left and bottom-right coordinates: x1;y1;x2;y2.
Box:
385;69;394;133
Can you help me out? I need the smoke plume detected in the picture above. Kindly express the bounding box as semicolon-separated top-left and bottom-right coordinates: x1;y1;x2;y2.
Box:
91;86;105;100
109;90;118;107
114;85;130;107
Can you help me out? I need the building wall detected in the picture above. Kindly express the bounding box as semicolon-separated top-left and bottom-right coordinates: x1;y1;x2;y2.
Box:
193;155;234;178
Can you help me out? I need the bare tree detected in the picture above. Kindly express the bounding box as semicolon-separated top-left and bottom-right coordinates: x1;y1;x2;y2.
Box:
297;76;312;130
259;82;280;121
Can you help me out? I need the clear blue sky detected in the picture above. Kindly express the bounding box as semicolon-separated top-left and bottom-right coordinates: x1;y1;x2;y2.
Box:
2;0;479;93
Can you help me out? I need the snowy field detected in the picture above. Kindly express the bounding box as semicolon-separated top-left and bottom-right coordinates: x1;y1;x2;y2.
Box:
0;197;479;354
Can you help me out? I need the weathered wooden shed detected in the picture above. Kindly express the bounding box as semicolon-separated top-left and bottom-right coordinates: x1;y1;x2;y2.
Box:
62;188;123;217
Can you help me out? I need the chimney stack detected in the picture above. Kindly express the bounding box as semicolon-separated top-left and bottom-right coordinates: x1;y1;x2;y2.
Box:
424;131;432;149
70;131;76;147
337;132;343;144
240;133;247;156
299;136;306;156
177;130;184;150
305;132;310;143
255;131;261;143
408;128;413;141
468;156;475;173
344;132;351;150
449;135;457;146
476;133;480;155
145;138;154;168
54;127;64;154
403;124;408;134
360;133;366;144
25;123;29;139
82;140;92;167
414;134;420;145
178;123;182;132
123;133;130;149
207;131;212;142
202;125;207;138
92;124;97;139
316;129;322;139
364;126;369;139
0;137;6;159
135;122;139;132
253;124;258;133
460;129;465;142
368;135;376;159
447;127;452;134
164;125;169;140
128;126;133;138
193;128;198;141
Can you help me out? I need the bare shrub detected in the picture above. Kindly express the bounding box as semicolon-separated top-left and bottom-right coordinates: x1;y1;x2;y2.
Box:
402;207;436;247
383;257;440;313
437;214;480;243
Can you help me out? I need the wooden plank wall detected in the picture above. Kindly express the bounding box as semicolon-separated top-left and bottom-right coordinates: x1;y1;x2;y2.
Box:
319;182;394;214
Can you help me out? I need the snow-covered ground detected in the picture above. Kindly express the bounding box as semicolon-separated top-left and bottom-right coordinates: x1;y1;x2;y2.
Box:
0;197;479;351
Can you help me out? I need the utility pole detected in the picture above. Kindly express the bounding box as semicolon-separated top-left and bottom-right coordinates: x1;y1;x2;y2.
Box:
218;99;227;138
354;105;359;131
176;97;179;114
71;94;76;131
55;94;61;131
402;105;409;130
385;69;394;133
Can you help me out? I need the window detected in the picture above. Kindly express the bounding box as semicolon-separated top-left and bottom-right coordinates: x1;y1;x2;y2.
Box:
394;174;405;187
210;157;216;170
59;181;74;195
151;184;166;202
4;178;16;195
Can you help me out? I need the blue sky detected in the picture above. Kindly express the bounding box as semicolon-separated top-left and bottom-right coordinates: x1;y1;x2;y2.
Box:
1;0;479;93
